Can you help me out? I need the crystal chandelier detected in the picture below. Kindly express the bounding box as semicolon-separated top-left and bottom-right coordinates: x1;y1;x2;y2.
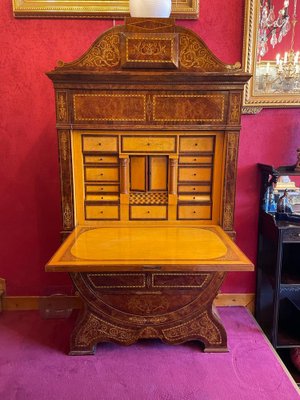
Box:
275;0;300;85
256;0;300;92
258;0;291;58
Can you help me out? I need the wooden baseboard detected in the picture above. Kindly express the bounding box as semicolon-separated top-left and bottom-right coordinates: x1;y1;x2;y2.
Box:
0;278;6;312
2;293;255;313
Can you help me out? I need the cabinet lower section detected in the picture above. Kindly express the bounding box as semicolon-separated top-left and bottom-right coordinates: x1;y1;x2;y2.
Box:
69;271;227;355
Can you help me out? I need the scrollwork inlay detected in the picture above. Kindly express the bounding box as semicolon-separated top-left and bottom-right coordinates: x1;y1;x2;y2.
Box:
162;311;222;344
179;35;224;71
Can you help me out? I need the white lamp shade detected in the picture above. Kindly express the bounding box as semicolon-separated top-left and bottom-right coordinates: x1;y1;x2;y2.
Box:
129;0;172;18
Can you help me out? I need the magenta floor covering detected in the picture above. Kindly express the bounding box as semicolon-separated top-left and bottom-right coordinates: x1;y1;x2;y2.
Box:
0;307;299;400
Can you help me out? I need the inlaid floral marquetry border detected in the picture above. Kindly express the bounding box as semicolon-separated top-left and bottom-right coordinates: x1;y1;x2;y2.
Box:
13;0;199;19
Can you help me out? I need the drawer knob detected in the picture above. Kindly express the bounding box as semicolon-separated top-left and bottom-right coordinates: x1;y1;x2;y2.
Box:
298;233;300;237
100;211;103;214
194;143;198;146
98;143;102;146
101;188;104;191
194;159;197;161
193;211;196;214
193;188;196;191
193;196;196;199
193;173;197;176
147;211;150;214
147;143;150;146
100;173;103;176
99;158;103;161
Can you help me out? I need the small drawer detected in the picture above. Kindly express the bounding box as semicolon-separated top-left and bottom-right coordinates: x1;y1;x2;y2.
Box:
86;184;119;193
178;184;211;193
85;205;119;220
178;205;211;220
179;155;213;164
178;194;211;202
179;136;214;153
152;273;210;288
178;167;212;182
82;136;118;153
283;229;300;242
86;194;119;202
84;155;119;164
121;136;176;153
87;273;146;289
85;167;119;182
130;205;167;220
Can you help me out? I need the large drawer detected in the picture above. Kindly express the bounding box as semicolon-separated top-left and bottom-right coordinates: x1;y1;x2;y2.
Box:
178;205;211;220
282;229;300;242
87;273;146;289
85;205;120;220
130;205;167;220
82;136;118;153
178;166;212;182
121;135;176;153
85;167;119;182
179;136;214;153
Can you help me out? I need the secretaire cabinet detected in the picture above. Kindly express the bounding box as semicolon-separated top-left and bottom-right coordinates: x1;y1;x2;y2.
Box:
46;18;253;355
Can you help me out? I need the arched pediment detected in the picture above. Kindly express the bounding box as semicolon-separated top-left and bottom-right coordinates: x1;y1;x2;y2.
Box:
54;18;240;73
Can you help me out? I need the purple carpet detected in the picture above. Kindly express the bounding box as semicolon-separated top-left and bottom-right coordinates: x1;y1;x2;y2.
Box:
0;307;299;400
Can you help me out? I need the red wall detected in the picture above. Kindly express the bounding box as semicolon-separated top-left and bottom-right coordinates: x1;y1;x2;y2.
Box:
1;0;299;296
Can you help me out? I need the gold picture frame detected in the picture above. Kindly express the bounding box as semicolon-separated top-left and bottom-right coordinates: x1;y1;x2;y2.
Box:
242;0;300;113
12;0;199;19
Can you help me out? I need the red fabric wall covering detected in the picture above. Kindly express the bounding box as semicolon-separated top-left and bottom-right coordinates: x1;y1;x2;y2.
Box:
0;0;299;295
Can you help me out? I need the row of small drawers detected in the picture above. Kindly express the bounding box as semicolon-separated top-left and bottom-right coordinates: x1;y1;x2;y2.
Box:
85;166;212;183
85;204;211;220
84;155;213;165
82;135;214;154
87;272;210;289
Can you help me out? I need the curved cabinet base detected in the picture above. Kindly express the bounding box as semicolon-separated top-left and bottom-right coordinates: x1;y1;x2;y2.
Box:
69;271;228;355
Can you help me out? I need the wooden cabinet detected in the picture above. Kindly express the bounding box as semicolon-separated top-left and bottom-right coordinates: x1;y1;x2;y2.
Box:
256;164;300;384
46;18;253;355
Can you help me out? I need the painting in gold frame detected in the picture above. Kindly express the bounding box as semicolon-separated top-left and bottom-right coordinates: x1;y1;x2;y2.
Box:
12;0;199;19
242;0;300;113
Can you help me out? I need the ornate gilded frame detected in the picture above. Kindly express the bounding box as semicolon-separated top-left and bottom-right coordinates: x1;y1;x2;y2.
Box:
242;0;300;113
12;0;199;19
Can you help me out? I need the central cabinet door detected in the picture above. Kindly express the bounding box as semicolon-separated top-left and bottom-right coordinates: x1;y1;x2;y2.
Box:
130;156;168;192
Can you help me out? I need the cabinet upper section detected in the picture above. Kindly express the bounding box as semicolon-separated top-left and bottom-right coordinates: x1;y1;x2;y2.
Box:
46;18;250;130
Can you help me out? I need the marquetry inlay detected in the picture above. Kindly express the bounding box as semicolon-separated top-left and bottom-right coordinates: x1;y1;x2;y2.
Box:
73;94;146;122
229;93;241;123
56;92;68;122
129;192;168;205
152;94;225;122
122;34;178;68
58;34;120;70
179;34;225;71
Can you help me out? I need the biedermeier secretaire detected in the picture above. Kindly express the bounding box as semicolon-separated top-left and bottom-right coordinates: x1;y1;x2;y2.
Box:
46;18;253;355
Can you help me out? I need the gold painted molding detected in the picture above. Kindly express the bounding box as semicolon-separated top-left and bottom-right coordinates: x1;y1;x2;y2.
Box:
2;293;255;313
13;0;199;19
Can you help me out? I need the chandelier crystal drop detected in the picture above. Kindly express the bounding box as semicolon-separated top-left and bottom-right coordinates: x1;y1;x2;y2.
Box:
258;0;291;58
